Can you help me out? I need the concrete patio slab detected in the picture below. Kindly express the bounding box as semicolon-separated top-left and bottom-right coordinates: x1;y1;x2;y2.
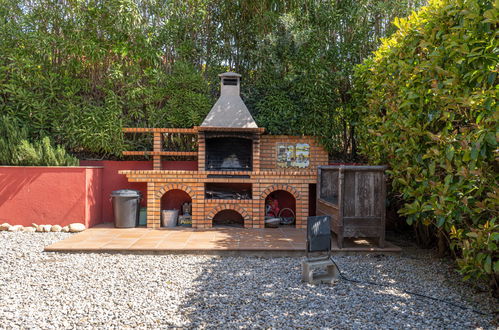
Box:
44;223;401;256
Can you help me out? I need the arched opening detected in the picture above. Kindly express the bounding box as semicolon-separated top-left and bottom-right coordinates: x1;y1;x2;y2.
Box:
212;210;244;227
161;189;192;227
265;190;296;227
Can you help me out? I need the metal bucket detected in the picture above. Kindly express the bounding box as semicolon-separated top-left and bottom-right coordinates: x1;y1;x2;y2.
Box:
161;210;179;227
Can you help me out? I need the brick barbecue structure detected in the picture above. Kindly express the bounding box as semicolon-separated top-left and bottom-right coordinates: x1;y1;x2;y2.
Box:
120;72;328;229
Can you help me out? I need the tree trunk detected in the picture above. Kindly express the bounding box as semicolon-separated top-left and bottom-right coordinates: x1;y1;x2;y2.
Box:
350;124;356;159
437;229;447;257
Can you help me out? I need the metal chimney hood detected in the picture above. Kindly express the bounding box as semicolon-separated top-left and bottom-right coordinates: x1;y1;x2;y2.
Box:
200;72;258;129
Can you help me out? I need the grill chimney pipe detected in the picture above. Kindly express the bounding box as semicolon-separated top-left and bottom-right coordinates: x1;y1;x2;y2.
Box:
219;72;241;96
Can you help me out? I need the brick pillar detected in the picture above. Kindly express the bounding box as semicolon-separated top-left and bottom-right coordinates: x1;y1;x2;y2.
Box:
252;184;263;228
197;132;205;171
253;135;261;172
254;200;265;229
243;204;253;228
191;199;205;228
146;182;160;229
295;184;309;229
191;182;205;228
153;132;162;170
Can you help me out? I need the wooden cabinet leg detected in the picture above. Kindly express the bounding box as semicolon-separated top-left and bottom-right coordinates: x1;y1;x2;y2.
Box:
337;232;343;249
378;236;385;248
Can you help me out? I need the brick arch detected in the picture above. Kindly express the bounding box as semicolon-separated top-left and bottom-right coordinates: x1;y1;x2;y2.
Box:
206;204;251;222
260;184;300;200
155;183;195;199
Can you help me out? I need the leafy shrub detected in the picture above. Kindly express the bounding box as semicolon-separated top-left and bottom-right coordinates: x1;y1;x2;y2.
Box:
0;116;78;166
451;219;498;286
355;0;498;289
0;0;425;159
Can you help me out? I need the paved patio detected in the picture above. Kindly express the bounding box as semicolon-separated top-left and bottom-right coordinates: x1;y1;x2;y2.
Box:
44;223;401;256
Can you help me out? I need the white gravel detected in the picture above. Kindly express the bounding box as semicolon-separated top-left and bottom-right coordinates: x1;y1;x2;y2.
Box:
0;232;496;329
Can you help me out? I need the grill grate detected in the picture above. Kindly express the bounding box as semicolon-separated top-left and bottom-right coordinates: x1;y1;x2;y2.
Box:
205;137;252;171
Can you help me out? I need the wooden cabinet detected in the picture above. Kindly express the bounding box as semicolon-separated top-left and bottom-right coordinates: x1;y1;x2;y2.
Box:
317;165;387;248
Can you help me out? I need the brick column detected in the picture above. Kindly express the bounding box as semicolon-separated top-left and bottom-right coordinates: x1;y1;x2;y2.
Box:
243;204;253;228
191;181;206;228
153;132;162;170
253;135;261;172
146;182;160;229
252;184;264;228
197;132;205;171
295;184;309;229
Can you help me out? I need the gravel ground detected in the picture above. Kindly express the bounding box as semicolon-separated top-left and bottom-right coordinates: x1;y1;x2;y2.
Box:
0;232;496;329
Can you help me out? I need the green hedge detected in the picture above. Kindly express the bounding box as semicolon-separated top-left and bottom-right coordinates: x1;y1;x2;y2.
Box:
0;116;78;166
0;0;425;159
355;0;498;289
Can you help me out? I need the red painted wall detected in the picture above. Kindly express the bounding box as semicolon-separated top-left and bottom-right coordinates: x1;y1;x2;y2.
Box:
1;159;325;228
80;160;197;223
0;166;103;227
86;168;103;228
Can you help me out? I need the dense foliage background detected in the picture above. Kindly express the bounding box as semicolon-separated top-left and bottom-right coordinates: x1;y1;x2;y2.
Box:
355;0;498;290
0;0;425;159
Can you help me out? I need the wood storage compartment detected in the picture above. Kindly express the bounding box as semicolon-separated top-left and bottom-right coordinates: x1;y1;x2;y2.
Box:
317;165;387;248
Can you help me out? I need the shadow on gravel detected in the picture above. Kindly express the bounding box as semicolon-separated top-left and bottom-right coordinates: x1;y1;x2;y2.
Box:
177;255;493;328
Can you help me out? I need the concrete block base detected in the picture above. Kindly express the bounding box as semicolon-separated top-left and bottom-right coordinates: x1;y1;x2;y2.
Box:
302;258;339;284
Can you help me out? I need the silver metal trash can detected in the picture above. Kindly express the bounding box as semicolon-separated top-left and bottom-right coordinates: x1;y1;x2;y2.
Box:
111;189;142;228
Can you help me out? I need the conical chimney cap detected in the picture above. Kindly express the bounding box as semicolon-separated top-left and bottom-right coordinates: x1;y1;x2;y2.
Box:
200;72;258;129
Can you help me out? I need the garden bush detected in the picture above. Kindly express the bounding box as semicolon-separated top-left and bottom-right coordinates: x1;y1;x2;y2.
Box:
355;0;498;290
0;0;424;159
0;116;78;166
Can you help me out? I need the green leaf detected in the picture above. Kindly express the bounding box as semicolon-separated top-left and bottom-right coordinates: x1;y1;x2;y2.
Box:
484;255;492;273
476;113;484;124
429;161;436;175
406;215;414;226
462;150;471;162
444;175;453;185
485;132;497;146
397;177;408;186
446;146;455;160
470;146;479;160
487;72;496;85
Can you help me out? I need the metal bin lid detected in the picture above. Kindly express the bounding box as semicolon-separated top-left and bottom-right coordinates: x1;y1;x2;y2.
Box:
110;189;142;197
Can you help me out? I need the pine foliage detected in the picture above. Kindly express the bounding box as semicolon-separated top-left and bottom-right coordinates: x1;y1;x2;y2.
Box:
0;116;78;166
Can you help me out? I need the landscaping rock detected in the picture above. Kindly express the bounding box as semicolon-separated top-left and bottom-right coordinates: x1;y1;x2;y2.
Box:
51;225;62;232
68;223;85;232
0;223;11;231
61;226;69;233
40;225;52;232
22;227;37;233
7;225;23;232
